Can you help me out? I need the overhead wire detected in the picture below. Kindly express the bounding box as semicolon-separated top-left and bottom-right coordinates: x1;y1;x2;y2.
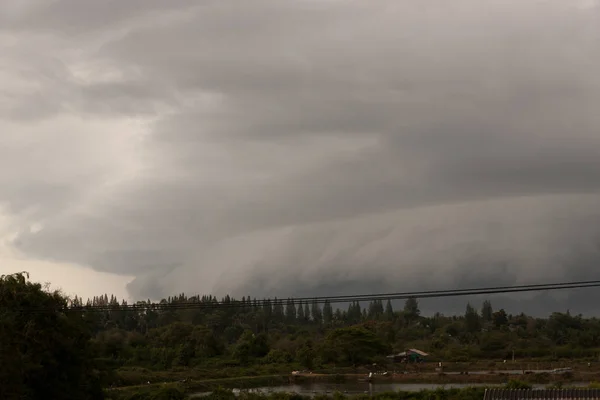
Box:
7;279;599;313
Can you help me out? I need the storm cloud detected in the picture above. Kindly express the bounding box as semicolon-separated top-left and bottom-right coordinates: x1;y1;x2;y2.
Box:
2;0;600;314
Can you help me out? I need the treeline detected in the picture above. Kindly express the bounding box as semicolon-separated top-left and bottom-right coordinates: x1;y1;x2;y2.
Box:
4;271;600;399
74;293;391;332
79;290;600;373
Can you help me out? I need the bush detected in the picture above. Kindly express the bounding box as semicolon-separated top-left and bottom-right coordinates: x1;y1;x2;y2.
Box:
505;380;532;389
264;349;294;364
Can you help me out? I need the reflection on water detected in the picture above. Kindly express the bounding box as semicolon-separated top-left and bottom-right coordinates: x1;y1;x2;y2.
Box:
191;382;590;398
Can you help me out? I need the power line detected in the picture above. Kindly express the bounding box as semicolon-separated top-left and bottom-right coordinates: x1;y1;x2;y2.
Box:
4;280;599;314
271;279;600;303
11;279;598;313
135;280;600;310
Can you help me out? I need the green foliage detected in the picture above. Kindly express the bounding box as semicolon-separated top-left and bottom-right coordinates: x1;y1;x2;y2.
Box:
64;290;600;383
265;349;293;364
234;332;270;364
403;297;420;323
324;327;390;365
505;380;533;389
384;300;394;321
0;272;103;399
9;270;600;396
464;304;481;334
323;300;334;325
481;301;493;323
493;309;508;328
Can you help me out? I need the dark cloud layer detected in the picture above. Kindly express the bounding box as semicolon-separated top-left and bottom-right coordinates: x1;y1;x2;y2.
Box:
2;0;600;314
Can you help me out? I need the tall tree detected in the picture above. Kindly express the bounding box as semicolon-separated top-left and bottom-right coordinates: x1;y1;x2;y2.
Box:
285;299;297;323
481;300;493;322
403;297;420;323
323;299;334;325
493;309;509;328
324;327;390;365
272;298;285;322
465;303;481;333
304;302;311;322
297;301;306;322
262;298;273;320
368;300;384;320
0;272;103;400
347;301;362;324
384;300;394;321
311;299;322;324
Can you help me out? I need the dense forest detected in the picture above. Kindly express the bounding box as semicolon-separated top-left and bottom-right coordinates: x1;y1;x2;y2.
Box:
3;272;600;399
79;291;600;371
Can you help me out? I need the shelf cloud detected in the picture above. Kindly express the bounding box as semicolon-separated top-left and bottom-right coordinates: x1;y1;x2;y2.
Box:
2;0;600;313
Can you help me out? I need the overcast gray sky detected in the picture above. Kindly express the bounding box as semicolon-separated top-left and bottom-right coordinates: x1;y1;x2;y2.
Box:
1;0;600;313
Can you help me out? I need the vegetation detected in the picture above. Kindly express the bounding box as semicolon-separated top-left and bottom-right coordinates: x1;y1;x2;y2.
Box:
0;273;103;400
78;293;600;372
105;384;600;400
202;387;488;400
5;271;600;398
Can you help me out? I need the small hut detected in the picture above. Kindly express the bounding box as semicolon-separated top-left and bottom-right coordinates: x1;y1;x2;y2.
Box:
387;349;429;363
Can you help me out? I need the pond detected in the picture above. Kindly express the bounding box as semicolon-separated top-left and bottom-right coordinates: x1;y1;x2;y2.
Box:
191;381;589;398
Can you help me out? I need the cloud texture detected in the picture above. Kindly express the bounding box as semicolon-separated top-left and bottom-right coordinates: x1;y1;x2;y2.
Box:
2;0;600;313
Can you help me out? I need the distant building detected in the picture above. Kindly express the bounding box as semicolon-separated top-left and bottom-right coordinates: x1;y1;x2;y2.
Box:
483;389;600;400
387;348;429;363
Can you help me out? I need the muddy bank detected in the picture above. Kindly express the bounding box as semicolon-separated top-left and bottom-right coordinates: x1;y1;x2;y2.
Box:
291;370;596;385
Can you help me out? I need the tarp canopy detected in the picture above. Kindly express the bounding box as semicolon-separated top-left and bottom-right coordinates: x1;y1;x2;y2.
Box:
387;349;429;358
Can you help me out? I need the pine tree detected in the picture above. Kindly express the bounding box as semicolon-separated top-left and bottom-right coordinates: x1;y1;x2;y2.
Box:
334;309;343;322
375;300;384;319
263;298;273;319
323;299;334;325
481;300;493;322
297;301;305;323
368;301;377;319
311;299;322;324
465;303;481;333
285;299;296;323
403;297;420;323
273;298;285;322
385;300;394;321
348;301;362;324
304;302;311;322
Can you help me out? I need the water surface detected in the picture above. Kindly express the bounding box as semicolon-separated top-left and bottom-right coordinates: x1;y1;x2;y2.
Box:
191;381;589;397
